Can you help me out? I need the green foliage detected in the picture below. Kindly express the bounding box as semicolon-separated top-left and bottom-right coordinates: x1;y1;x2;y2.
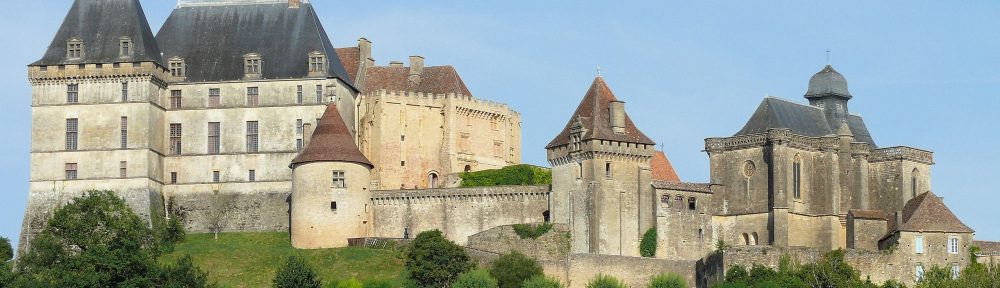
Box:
489;251;543;288
879;279;906;288
361;279;395;288
717;250;924;288
512;223;554;240
16;190;160;287
0;262;14;287
453;269;499;288
640;228;657;257
913;263;1000;288
460;165;552;187
648;273;686;288
406;230;472;288
0;236;11;262
336;278;364;288
969;245;980;264
273;256;322;288
586;274;628;288
158;254;216;288
522;275;565;288
715;239;729;253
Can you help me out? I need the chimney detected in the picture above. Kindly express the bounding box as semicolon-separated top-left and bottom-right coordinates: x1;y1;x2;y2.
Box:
389;61;404;68
894;211;903;231
408;55;424;84
288;0;301;8
609;100;625;133
358;38;372;64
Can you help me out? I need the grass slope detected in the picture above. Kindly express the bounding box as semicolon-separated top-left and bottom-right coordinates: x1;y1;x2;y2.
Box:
160;232;406;287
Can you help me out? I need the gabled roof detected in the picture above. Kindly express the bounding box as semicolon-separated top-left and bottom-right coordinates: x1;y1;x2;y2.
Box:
156;1;356;90
546;77;655;149
291;105;372;168
735;97;877;147
651;151;680;182
897;191;973;233
33;0;163;67
364;65;472;96
335;47;361;82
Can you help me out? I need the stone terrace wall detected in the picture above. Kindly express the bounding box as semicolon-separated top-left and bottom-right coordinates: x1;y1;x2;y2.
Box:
702;246;923;287
466;223;570;261
550;254;697;288
371;185;550;245
168;188;290;233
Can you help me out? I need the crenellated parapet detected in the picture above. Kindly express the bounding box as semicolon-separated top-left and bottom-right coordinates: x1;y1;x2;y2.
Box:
28;62;168;87
870;146;934;164
368;89;520;120
705;128;870;156
371;185;549;205
547;139;655;166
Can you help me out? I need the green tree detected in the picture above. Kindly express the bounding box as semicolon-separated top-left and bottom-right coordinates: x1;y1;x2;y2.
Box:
0;236;12;262
406;230;472;288
158;254;215;288
273;256;322;288
489;251;543;288
453;269;499;288
648;273;686;288
522;275;564;288
586;274;628;288
640;228;657;257
16;190;160;287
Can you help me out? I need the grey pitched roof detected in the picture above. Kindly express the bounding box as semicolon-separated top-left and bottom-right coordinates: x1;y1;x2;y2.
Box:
735;97;877;147
805;65;852;99
156;1;356;90
32;0;163;67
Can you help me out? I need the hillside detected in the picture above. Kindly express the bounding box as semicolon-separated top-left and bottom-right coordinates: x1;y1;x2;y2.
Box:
159;233;407;287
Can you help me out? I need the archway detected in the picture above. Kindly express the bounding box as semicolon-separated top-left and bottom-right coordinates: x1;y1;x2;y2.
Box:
428;172;439;189
464;165;472;172
742;233;750;245
751;232;759;245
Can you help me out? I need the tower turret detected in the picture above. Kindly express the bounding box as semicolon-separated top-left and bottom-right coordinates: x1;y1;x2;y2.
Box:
805;65;853;128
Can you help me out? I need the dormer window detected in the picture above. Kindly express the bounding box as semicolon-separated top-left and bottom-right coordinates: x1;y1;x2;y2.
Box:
244;53;262;78
119;37;133;58
67;38;83;59
308;52;327;73
168;57;185;78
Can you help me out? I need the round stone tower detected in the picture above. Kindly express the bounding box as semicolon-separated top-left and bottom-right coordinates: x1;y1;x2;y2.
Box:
290;104;373;249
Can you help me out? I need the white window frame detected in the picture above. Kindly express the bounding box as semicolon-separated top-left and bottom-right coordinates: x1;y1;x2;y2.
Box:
915;235;925;254
951;263;960;279
332;170;346;188
915;264;925;281
948;236;960;254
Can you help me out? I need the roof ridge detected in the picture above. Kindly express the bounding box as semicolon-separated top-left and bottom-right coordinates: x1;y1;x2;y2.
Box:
764;96;823;111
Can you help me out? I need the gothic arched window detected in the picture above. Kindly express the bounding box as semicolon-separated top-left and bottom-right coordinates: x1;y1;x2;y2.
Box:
793;155;802;199
911;168;919;197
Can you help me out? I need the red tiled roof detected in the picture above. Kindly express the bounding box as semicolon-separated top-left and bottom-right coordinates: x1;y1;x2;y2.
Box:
898;191;973;233
651;150;680;182
335;47;360;82
364;65;472;96
291;105;372;168
546;77;655;149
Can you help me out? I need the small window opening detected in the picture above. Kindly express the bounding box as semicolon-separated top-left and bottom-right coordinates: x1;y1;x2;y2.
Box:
605;162;612;177
688;197;697;210
330;201;338;211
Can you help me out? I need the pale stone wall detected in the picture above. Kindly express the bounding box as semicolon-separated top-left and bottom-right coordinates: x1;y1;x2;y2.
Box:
786;213;841;250
553;254;696;288
847;217;887;251
655;188;714;261
291;161;372;249
165;182;290;233
712;213;769;247
466;224;570;261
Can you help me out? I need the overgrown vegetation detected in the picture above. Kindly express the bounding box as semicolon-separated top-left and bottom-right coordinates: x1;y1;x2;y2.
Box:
406;230;472;287
648;273;686;288
586;274;628;288
453;269;499;288
640;228;657;257
460;164;552;187
490;251;544;288
273;256;323;288
522;275;565;288
913;262;1000;287
512;223;554;239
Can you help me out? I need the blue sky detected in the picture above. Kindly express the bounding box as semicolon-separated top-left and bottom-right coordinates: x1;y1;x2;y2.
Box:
1;1;998;250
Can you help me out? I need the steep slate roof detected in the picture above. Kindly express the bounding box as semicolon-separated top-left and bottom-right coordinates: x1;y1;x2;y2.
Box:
33;0;163;66
546;77;655;149
897;191;973;233
805;65;853;99
364;65;473;96
735;97;877;147
156;0;356;90
291;105;372;168
335;47;361;82
651;151;680;182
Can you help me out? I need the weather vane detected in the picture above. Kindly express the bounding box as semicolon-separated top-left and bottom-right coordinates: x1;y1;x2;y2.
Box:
596;66;602;77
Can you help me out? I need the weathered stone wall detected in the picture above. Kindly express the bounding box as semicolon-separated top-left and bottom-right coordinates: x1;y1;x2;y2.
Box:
371;185;549;245
847;217;887;250
291;161;371;249
551;254;697;288
166;182;290;233
655;187;714;261
466;223;570;261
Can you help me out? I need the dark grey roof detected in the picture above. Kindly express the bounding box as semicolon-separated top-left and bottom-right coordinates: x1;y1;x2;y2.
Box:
32;0;163;67
735;97;877;147
805;65;852;99
156;1;356;90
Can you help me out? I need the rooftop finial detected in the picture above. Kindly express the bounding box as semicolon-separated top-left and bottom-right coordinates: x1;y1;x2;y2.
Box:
596;66;602;77
826;49;831;65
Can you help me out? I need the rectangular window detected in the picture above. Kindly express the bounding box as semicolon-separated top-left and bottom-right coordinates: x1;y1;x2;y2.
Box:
401;161;406;167
247;87;259;107
951;264;960;280
170;172;177;184
119;161;127;178
66;118;78;150
332;171;346;188
915;235;925;254
208;88;220;108
296;85;304;104
309;55;326;72
67;84;79;103
67;42;82;58
213;171;220;183
246;121;258;153
120;39;131;57
296;139;304;152
330;201;338;211
915;264;925;281
208;122;221;154
169;123;182;155
65;163;78;180
169;60;185;78
605;162;612;177
121;82;128;102
170;90;182;109
296;119;304;135
245;58;261;74
120;116;128;149
316;85;323;103
249;170;256;182
949;237;960;254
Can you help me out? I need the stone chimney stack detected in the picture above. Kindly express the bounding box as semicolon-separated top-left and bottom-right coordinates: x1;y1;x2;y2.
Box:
359;38;372;63
408;55;424;84
389;61;404;68
288;0;301;8
609;100;625;133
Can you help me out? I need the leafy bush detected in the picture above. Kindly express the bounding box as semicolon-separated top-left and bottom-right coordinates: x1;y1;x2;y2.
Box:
361;279;394;288
512;223;554;239
586;274;628;288
273;256;322;288
489;251;543;288
0;237;11;262
648;273;685;288
460;165;552;187
640;228;657;257
158;254;215;288
453;269;499;288
336;278;364;288
406;230;472;287
522;275;564;288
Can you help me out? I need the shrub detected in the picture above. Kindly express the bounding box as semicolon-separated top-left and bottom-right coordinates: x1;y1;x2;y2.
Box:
460;165;552;187
0;237;11;262
512;223;554;240
586;274;627;288
157;254;215;288
489;251;543;288
640;228;657;257
273;256;322;288
648;273;685;288
453;269;498;288
361;279;394;288
336;278;363;288
406;230;472;287
522;275;564;288
724;265;749;285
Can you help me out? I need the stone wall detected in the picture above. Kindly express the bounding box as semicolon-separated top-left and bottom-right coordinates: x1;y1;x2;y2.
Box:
167;183;290;233
371;185;549;245
466;223;570;261
547;254;696;288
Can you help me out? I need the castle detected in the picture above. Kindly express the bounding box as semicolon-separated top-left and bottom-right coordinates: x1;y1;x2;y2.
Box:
20;0;989;287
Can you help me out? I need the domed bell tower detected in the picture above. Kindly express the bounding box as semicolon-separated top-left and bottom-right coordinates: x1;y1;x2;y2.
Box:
805;65;854;129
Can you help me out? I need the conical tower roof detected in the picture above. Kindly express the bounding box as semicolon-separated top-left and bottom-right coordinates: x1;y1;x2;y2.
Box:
546;77;654;149
805;65;852;99
651;150;680;182
33;0;163;67
291;105;372;168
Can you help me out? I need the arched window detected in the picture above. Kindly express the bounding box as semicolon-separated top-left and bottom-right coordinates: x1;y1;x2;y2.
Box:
698;229;704;241
464;165;472;173
688;197;697;211
742;233;750;245
742;160;757;178
911;168;919;197
793;155;802;199
751;232;759;245
428;172;439;189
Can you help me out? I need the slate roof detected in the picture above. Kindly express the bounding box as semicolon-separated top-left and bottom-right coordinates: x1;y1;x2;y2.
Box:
651;150;680;182
805;65;853;99
546;77;655;149
156;1;356;90
735;97;877;147
33;0;163;67
291;105;372;168
363;65;473;96
897;191;973;233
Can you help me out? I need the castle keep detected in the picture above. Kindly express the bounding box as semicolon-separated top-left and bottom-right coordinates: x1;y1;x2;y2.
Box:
21;0;986;287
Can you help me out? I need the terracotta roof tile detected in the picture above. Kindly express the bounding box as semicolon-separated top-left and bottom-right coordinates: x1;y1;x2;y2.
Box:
651;150;680;182
364;65;472;96
335;47;360;82
973;240;1000;255
546;77;655;149
291;105;372;168
898;191;973;233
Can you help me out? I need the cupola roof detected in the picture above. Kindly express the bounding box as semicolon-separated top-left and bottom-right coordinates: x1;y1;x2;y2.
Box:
804;65;852;99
